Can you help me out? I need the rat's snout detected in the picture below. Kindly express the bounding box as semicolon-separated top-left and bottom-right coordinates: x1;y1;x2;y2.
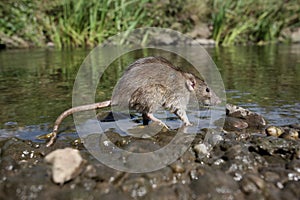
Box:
203;99;221;107
204;94;222;106
213;96;222;105
209;90;222;106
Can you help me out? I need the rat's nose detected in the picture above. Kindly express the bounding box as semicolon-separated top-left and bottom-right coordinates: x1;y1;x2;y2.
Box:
205;98;222;106
214;98;222;105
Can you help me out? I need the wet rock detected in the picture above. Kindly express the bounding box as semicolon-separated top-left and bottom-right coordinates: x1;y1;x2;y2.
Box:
1;122;300;199
266;126;285;137
0;137;45;173
122;177;151;198
193;143;209;158
240;174;265;194
170;161;185;173
225;104;266;131
280;181;300;199
96;187;133;200
148;184;193;200
193;132;224;161
149;185;177;200
266;125;299;140
223;144;243;160
82;164;97;178
280;129;299;140
262;171;281;183
44;148;86;185
146;167;173;189
249;135;298;158
224;117;249;131
189;167;242;199
286;159;300;173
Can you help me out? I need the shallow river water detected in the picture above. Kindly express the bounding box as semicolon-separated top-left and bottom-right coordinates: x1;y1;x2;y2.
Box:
0;44;299;142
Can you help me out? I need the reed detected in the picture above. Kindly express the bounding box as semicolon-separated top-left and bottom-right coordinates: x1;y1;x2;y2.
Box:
211;0;300;45
42;0;152;48
1;0;299;48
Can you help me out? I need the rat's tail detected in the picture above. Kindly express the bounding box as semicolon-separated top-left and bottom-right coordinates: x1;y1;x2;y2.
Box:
46;100;111;147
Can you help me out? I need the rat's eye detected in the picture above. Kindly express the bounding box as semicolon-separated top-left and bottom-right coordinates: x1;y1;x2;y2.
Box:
206;88;210;93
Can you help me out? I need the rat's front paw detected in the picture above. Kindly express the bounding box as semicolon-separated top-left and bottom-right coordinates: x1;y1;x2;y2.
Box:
184;122;193;126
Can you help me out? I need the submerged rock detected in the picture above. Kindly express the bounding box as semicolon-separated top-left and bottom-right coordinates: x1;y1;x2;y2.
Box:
44;148;86;185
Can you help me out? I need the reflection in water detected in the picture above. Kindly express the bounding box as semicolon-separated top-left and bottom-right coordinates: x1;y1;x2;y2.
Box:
0;45;299;141
209;44;300;125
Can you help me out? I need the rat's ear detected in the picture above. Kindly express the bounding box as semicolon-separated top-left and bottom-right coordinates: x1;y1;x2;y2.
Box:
186;79;195;91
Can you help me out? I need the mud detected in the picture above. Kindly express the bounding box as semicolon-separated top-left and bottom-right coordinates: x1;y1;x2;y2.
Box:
0;121;299;199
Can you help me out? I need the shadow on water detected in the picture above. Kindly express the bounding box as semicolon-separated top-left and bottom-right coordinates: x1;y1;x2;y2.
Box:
0;44;299;142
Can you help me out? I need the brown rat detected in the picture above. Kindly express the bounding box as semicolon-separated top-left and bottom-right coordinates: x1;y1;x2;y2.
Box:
112;56;220;126
46;56;220;146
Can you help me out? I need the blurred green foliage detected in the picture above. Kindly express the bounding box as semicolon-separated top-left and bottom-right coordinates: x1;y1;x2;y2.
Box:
0;0;299;48
211;0;300;45
0;0;44;46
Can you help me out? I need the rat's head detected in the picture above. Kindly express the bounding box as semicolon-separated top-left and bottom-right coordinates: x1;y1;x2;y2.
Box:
193;77;221;106
183;73;221;106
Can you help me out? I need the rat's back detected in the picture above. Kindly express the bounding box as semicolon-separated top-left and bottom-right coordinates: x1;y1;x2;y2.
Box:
111;57;189;109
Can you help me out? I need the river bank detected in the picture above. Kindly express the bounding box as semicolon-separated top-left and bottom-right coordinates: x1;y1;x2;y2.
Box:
1;0;300;49
1;117;299;199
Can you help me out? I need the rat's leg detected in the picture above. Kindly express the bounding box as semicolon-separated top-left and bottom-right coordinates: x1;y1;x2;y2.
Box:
174;108;192;126
145;113;169;129
142;113;150;125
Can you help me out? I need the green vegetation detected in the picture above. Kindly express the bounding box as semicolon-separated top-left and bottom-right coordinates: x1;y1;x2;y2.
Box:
0;0;299;48
211;0;300;45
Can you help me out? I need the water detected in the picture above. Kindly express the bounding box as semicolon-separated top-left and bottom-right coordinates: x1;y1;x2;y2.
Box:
0;45;299;141
209;45;300;125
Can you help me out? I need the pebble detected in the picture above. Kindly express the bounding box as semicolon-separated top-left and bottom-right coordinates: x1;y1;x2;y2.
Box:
280;129;299;140
241;174;265;194
287;159;300;173
122;177;150;198
224;145;242;160
44;148;86;185
266;126;284;137
83;164;97;178
1;110;300;199
170;162;185;173
266;125;299;140
193;143;209;157
262;171;281;182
